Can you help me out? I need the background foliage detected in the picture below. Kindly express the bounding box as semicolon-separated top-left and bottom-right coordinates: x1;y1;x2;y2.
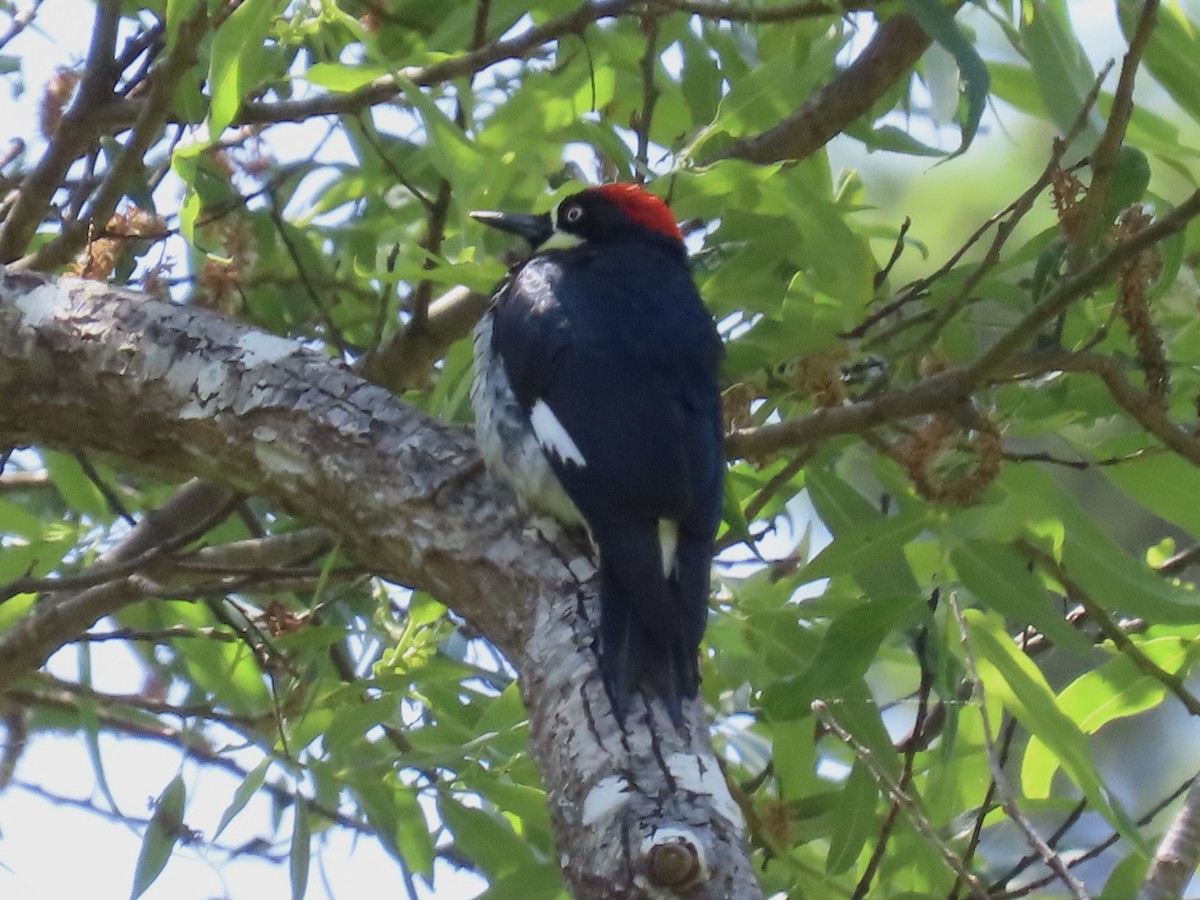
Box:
2;0;1200;897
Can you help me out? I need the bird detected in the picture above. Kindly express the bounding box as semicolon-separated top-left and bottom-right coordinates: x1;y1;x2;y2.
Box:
469;183;724;725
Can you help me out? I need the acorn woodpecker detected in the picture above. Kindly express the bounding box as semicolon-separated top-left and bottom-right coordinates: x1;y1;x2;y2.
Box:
469;184;724;725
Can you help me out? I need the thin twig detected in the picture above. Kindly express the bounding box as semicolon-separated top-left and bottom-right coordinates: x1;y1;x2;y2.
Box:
633;15;661;173
648;0;884;22
13;4;208;271
71;625;239;643
1018;539;1200;718
949;716;1019;900
0;0;44;53
949;593;1089;899
812;699;991;900
1069;0;1159;270
852;624;934;898
995;776;1196;898
1157;543;1200;576
0;0;120;260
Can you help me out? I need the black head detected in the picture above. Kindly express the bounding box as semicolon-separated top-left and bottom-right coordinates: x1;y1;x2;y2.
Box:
471;184;684;251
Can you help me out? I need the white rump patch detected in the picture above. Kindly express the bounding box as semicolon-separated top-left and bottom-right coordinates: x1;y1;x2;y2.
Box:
530;399;586;467
658;518;679;578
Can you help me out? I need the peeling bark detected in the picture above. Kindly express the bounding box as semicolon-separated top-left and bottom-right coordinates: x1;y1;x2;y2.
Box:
0;271;760;899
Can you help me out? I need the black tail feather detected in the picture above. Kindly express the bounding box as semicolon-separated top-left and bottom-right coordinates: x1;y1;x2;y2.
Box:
594;522;706;727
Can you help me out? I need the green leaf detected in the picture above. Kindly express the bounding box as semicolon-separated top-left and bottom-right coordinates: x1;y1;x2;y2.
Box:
998;466;1200;623
721;472;761;557
305;62;390;93
0;496;47;541
826;761;877;874
1021;633;1199;796
761;597;924;719
965;611;1136;840
165;0;202;53
43;451;109;520
395;785;436;880
1105;453;1200;538
771;718;817;802
805;469;922;602
396;76;482;181
1063;529;1200;623
1021;1;1103;145
901;0;991;156
1105;146;1152;218
801;506;925;585
130;774;186;900
844;121;945;157
208;0;277;138
213;758;271;841
1119;1;1200;125
438;794;536;880
476;863;566;900
1100;849;1151;899
950;540;1091;654
78;645;122;816
290;798;311;900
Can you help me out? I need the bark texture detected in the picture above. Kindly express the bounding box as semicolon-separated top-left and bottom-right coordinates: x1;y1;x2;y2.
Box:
0;270;760;899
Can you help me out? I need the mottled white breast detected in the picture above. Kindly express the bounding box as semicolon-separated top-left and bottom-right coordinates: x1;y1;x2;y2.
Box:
471;312;584;526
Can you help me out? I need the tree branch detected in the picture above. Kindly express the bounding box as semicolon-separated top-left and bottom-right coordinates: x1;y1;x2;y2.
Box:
15;7;208;271
95;0;637;131
361;285;490;392
727;189;1200;461
0;478;237;690
0;0;120;261
1140;775;1200;900
0;270;759;899
700;9;940;165
650;0;885;23
812;699;991;900
1069;0;1158;269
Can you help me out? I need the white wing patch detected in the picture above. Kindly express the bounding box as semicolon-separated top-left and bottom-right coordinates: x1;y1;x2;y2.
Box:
658;518;679;578
530;399;587;467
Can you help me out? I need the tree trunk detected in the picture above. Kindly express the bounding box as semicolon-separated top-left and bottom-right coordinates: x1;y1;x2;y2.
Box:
0;270;761;899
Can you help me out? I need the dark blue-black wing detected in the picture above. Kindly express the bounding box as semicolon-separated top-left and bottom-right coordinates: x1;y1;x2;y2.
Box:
491;245;724;724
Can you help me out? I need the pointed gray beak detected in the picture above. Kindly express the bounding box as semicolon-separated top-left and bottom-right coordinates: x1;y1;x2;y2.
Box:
470;209;554;249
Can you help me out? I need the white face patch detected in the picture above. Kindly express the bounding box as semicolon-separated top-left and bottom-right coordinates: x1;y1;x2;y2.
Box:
530;399;587;467
539;228;584;251
658;518;679;578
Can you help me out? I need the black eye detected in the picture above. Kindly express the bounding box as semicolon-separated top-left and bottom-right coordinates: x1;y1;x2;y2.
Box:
564;205;583;223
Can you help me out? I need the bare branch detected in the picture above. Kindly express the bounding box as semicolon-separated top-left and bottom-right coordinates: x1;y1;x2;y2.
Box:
0;0;44;54
997;776;1196;898
0;0;120;260
190;528;334;568
14;6;209;271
